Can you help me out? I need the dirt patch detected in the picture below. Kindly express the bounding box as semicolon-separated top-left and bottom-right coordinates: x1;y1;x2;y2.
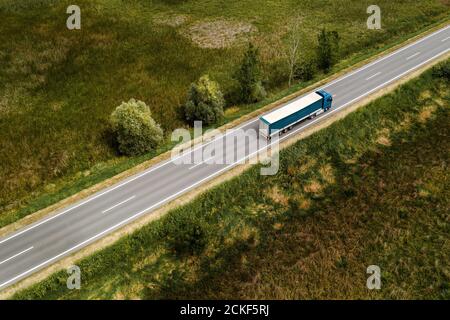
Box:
184;19;256;49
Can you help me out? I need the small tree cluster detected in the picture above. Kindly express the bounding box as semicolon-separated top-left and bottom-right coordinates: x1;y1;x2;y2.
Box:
110;98;163;156
282;20;341;86
235;43;267;103
316;29;340;72
184;75;225;125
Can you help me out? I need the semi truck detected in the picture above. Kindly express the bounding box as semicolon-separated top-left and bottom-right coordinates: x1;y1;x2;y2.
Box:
259;90;333;140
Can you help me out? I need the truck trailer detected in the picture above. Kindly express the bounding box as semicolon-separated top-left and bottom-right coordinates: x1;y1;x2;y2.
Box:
259;90;333;139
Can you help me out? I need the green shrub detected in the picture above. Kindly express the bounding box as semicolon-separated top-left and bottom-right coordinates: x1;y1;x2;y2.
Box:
110;99;163;156
235;43;267;103
294;60;316;81
166;215;209;256
432;61;450;81
316;29;340;72
184;75;225;125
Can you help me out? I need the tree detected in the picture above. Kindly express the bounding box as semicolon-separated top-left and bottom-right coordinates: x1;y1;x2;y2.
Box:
316;29;340;72
286;15;303;87
110;98;163;156
184;75;225;125
235;43;266;103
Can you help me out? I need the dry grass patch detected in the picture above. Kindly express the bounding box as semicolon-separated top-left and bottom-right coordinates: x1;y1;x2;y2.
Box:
154;14;189;27
303;180;323;194
418;105;438;123
267;185;289;206
419;89;432;101
298;158;317;174
224;106;240;116
132;251;164;272
184;19;256;49
290;194;312;210
434;97;445;107
319;163;335;184
376;128;392;146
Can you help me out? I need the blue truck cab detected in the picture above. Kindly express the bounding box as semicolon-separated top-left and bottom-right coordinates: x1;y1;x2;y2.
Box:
316;89;333;110
259;90;333;139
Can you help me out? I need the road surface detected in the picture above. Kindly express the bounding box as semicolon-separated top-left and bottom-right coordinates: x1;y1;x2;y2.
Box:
1;25;449;291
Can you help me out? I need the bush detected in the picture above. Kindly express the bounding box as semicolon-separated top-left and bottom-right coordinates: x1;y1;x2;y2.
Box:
432;61;450;81
294;60;316;81
235;43;267;103
167;215;209;256
110;99;163;156
316;29;340;72
184;75;225;125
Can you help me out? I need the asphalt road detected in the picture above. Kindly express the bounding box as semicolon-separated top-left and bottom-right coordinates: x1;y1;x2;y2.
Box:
1;25;449;291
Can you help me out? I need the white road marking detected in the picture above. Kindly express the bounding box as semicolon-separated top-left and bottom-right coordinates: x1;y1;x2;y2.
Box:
406;52;421;60
188;157;215;170
366;72;381;80
442;36;450;42
101;196;136;214
0;247;34;266
1;26;448;247
2;48;449;290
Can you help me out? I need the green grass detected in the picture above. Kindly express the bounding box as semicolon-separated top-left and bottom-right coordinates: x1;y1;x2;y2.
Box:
0;0;449;226
12;60;450;300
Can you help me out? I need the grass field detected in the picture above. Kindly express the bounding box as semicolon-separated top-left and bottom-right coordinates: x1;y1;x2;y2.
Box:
0;0;449;226
12;60;449;300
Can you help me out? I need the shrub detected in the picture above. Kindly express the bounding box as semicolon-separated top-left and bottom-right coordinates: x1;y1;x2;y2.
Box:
235;43;267;103
167;215;209;256
294;60;316;81
110;99;163;156
184;75;225;125
432;61;450;81
316;29;340;72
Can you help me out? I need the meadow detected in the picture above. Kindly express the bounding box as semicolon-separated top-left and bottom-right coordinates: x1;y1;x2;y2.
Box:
0;0;449;225
12;59;449;300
